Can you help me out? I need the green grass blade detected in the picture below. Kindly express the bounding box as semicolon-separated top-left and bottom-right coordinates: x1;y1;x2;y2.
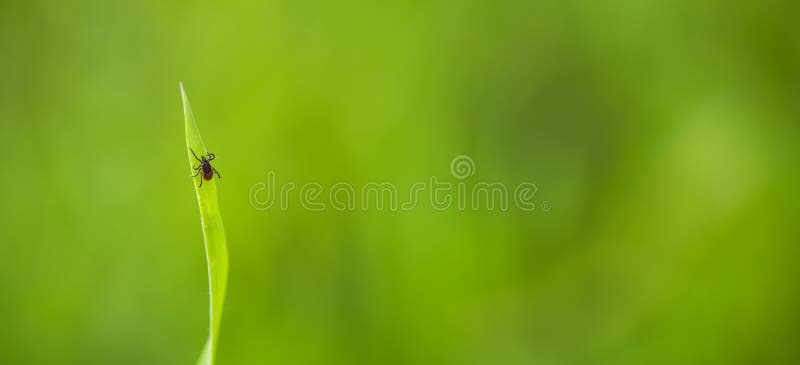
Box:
180;82;228;365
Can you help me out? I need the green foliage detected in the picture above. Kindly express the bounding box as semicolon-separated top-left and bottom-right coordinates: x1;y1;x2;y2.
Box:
181;83;228;365
1;2;799;364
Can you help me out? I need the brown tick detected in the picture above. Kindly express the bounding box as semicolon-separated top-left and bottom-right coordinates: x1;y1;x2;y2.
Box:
190;148;221;188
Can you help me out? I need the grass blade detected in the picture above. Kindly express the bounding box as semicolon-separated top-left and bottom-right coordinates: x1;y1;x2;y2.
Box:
180;82;228;365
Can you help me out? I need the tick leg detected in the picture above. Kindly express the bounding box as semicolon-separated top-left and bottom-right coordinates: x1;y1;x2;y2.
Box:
191;169;201;177
214;168;221;179
190;148;202;162
207;152;216;161
197;177;203;188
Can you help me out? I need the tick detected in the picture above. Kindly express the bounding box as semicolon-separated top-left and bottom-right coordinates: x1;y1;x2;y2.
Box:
190;148;221;188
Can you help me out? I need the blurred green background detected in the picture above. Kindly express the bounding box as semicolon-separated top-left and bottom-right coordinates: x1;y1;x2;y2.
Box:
1;0;799;364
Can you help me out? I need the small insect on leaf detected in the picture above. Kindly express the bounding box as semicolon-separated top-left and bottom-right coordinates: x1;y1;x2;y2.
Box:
180;82;228;365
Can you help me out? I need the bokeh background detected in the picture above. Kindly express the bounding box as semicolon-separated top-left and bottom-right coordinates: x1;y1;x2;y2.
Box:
1;0;799;364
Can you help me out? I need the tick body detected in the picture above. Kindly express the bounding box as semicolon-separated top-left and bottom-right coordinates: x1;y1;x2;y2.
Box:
190;149;221;188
